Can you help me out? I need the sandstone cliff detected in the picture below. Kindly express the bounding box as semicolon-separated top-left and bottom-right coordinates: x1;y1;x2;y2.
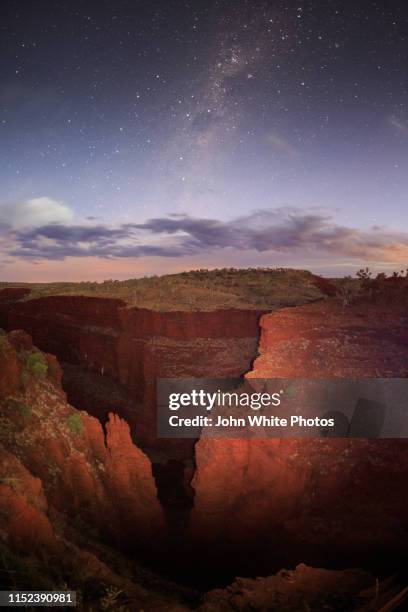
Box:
0;294;265;455
1;285;408;609
191;300;408;576
0;330;188;609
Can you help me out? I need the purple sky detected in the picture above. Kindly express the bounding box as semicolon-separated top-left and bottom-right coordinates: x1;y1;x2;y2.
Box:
0;1;407;280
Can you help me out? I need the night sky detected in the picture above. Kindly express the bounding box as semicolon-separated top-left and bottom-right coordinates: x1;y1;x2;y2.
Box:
0;0;407;280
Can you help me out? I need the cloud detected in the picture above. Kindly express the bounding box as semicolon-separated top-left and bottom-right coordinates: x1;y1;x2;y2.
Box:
9;222;190;260
5;207;408;264
0;197;73;229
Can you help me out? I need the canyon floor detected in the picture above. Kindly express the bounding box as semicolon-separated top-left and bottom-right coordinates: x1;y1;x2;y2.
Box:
0;268;407;610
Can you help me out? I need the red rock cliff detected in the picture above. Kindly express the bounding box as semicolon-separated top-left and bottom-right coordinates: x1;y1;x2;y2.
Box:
1;295;265;451
0;331;164;554
191;300;408;571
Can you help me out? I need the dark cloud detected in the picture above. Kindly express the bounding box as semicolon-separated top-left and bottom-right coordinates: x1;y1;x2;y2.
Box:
9;223;187;260
6;208;408;263
19;224;132;242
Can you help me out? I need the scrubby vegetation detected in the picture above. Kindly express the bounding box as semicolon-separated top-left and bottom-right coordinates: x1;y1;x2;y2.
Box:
67;412;84;435
336;267;408;306
0;268;326;311
25;352;48;379
17;351;48;389
6;399;31;418
3;266;408;310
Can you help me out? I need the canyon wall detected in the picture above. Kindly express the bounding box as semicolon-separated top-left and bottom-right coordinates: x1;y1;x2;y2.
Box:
0;355;381;609
0;292;264;453
0;330;164;552
0;329;193;608
191;300;408;574
4;284;407;580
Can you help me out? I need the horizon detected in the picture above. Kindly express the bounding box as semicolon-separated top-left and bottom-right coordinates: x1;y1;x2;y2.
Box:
1;264;403;285
1;1;407;281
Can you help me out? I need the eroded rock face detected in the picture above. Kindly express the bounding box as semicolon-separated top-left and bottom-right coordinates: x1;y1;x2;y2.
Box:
0;331;208;608
1;296;265;454
249;300;408;378
191;300;408;573
0;332;20;396
0;446;57;556
0;332;164;553
0;451;187;611
4;291;392;607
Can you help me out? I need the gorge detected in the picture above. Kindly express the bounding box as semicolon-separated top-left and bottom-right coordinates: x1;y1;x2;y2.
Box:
0;275;407;608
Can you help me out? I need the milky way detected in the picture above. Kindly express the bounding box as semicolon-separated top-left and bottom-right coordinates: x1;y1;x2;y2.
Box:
0;1;407;279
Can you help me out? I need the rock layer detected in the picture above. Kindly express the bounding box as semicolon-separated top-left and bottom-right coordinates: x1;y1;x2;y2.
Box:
0;331;164;552
0;294;265;453
191;300;408;574
249;299;408;378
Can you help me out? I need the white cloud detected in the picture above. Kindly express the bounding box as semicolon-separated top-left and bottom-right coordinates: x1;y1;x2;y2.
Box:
0;196;74;229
